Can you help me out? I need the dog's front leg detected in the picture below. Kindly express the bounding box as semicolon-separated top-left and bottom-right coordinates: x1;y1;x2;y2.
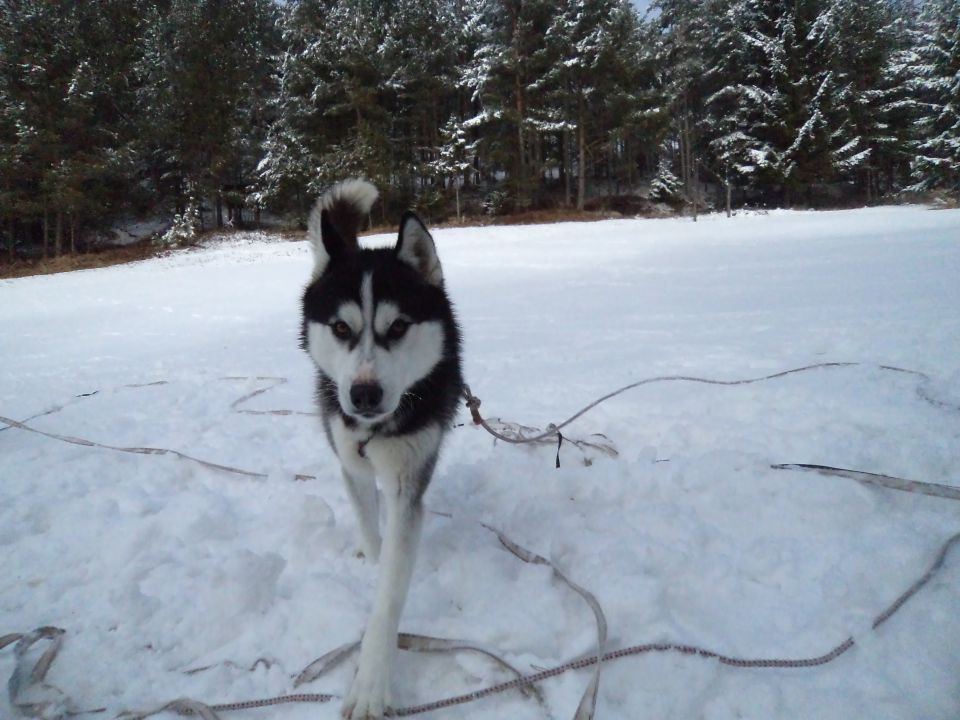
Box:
342;434;437;720
332;419;382;561
342;466;381;561
342;489;423;719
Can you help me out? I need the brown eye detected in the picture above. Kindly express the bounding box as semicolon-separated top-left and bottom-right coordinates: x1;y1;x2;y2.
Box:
331;320;352;340
386;318;410;340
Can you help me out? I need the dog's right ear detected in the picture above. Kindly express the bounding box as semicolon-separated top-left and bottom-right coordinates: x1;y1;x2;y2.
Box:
307;179;379;277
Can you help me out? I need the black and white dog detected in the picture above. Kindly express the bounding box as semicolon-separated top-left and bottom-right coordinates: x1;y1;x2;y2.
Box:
301;179;463;719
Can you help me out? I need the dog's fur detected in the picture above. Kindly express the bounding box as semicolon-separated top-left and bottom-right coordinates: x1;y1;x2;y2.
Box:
301;179;462;719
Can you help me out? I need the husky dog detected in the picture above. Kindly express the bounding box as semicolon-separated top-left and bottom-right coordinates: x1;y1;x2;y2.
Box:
301;179;463;719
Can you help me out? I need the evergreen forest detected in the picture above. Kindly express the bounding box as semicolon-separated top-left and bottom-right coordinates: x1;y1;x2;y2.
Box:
1;0;958;257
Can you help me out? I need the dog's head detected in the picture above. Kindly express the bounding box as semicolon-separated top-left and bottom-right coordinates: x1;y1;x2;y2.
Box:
302;180;455;426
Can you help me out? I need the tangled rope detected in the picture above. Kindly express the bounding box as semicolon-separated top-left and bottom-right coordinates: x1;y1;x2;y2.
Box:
2;362;955;491
2;361;959;718
0;377;317;482
6;530;959;719
462;362;937;447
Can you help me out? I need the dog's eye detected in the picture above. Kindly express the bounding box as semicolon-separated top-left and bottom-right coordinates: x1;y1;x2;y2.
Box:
331;320;352;340
386;318;410;340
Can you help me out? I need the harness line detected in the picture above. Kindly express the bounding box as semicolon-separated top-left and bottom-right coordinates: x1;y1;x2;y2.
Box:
2;361;959;718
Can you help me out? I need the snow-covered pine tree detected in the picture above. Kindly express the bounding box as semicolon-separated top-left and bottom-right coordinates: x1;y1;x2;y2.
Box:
0;37;14;259
649;150;684;203
0;0;145;254
805;0;902;199
700;0;853;206
459;0;557;208
907;0;960;193
138;0;277;227
254;46;315;218
769;1;841;205
380;0;460;202
703;0;775;201
862;1;921;196
429;114;477;219
534;0;643;209
651;0;721;210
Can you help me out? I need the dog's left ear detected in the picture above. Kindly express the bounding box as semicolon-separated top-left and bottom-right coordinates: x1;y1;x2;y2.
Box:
396;211;443;286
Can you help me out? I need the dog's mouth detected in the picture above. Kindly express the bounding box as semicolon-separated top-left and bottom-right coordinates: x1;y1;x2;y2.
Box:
345;406;393;424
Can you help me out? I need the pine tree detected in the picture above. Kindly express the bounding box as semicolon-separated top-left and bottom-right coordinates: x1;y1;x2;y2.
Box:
866;2;921;195
701;0;875;206
138;0;278;227
702;0;764;200
535;0;644;208
254;1;325;218
804;0;903;198
429;114;477;219
0;0;145;255
456;0;557;208
0;17;16;259
381;0;460;200
907;0;960;192
651;0;721;209
457;0;514;199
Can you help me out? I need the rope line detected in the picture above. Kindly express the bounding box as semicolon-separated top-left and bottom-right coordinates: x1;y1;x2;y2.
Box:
2;362;948;486
463;362;930;447
10;530;956;718
772;463;960;501
3;363;959;718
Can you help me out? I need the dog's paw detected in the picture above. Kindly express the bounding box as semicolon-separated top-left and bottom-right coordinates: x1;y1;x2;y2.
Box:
341;664;390;719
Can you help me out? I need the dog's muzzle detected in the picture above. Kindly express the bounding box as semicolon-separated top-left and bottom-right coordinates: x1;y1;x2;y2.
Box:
350;382;384;417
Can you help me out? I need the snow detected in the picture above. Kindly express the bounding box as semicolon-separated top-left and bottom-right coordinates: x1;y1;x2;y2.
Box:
2;205;960;719
103;217;170;246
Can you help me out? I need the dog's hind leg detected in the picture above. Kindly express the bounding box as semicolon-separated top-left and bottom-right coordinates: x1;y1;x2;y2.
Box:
342;430;439;720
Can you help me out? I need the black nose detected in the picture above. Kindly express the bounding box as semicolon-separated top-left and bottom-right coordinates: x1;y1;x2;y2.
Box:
350;382;383;414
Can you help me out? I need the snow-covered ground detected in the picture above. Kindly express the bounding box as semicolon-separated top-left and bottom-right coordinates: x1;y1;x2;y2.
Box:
2;206;959;719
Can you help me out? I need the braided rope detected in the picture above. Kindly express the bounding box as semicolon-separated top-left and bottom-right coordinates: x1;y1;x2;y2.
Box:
463;362;929;446
92;530;960;717
213;531;960;716
3;364;959;717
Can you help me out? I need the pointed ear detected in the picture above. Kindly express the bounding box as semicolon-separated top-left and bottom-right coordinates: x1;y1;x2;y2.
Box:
307;203;357;277
396;211;443;286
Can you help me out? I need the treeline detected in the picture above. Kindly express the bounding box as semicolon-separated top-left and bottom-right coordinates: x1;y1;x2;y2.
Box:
1;0;958;257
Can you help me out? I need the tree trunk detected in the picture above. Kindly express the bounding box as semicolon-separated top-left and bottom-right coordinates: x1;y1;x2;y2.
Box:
692;158;699;222
515;73;526;198
511;7;527;202
42;203;49;259
55;210;63;257
577;97;586;211
216;193;223;228
678;124;688;207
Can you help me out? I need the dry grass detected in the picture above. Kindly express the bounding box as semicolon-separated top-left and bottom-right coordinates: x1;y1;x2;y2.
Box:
0;241;165;280
0;227;316;280
361;207;636;237
1;209;658;280
0;205;677;279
